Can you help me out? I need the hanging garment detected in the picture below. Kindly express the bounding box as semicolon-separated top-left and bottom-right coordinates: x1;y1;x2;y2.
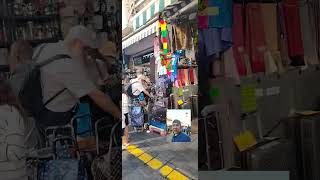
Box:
277;2;291;68
189;68;195;84
198;0;233;29
173;23;193;51
283;0;305;66
223;48;241;85
232;4;248;76
184;69;190;86
193;67;198;85
299;1;318;65
261;3;283;73
198;28;233;58
313;0;320;60
245;3;267;73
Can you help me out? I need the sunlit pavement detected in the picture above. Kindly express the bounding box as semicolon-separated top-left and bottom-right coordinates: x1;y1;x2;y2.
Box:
122;128;198;180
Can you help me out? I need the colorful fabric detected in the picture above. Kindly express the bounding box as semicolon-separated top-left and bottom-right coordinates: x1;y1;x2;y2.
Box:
283;0;305;65
198;0;233;29
245;3;266;73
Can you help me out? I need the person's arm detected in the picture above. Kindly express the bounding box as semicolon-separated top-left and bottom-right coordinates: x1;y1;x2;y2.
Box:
88;89;121;119
142;89;152;98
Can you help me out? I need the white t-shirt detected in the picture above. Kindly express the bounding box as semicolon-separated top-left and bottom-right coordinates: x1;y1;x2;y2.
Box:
122;93;129;114
0;105;27;180
34;41;96;112
130;80;145;96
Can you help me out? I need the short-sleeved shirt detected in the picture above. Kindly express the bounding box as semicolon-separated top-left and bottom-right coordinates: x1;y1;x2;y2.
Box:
130;80;145;96
0;105;27;180
172;132;191;142
34;41;96;112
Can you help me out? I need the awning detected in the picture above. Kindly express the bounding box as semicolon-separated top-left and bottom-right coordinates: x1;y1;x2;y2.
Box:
161;0;195;18
123;33;156;57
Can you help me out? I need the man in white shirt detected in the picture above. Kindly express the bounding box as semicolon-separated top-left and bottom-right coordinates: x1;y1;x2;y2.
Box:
35;25;121;127
130;74;152;98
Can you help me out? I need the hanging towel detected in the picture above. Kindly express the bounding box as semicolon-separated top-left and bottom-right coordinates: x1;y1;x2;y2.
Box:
283;0;305;66
260;3;283;73
299;1;318;65
224;48;241;85
232;4;247;76
184;69;190;85
277;2;291;68
193;67;198;85
246;3;266;73
189;68;195;84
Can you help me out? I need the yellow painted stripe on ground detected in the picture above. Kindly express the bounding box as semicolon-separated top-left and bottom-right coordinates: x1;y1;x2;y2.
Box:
127;145;138;150
138;153;153;163
147;158;163;170
160;165;174;176
127;147;144;157
167;170;189;180
126;145;190;179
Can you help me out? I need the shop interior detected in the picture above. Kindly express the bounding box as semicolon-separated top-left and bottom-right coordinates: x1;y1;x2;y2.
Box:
198;1;320;180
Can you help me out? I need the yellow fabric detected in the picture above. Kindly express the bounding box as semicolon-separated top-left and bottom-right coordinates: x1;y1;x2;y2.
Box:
233;130;257;152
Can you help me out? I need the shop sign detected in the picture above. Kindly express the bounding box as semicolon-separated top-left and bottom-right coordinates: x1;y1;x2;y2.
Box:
133;52;154;65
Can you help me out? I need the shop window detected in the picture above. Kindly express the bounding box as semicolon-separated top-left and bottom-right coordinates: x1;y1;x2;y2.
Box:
159;0;165;11
151;3;155;16
135;18;139;29
143;11;147;25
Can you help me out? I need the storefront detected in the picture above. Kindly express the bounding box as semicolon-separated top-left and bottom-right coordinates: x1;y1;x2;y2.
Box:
146;0;198;133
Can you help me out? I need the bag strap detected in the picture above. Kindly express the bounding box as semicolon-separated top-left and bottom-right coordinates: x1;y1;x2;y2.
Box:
130;82;139;95
37;54;72;67
33;44;47;61
44;88;67;107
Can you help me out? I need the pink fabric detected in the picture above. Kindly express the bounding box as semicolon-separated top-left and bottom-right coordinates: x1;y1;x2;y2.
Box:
198;16;208;30
283;1;304;57
232;4;247;76
189;68;194;84
194;67;198;84
246;3;266;73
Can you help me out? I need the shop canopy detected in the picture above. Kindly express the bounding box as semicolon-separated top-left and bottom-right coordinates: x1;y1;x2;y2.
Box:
161;0;196;19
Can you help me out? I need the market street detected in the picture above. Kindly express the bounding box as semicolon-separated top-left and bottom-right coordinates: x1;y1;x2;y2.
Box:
122;129;198;180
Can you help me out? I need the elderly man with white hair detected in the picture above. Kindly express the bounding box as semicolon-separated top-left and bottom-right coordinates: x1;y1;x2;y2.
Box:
34;25;121;128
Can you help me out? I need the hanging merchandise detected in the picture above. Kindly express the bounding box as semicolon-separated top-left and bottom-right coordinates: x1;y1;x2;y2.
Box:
198;0;233;29
245;3;266;74
159;16;169;54
283;0;305;66
232;3;249;76
261;3;283;73
172;23;193;51
299;0;319;65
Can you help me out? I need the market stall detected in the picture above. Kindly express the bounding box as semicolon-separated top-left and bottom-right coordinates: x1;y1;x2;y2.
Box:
147;0;198;135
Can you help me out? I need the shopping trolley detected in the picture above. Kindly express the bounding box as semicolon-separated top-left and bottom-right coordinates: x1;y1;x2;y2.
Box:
91;121;122;180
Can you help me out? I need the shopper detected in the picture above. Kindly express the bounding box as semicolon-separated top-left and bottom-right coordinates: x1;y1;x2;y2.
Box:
0;80;27;180
122;86;130;149
128;74;153;104
83;48;109;87
33;25;121;128
171;119;191;142
8;40;33;96
8;40;42;150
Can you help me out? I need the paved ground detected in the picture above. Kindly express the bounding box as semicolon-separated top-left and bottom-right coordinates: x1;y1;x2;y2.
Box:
122;129;198;180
